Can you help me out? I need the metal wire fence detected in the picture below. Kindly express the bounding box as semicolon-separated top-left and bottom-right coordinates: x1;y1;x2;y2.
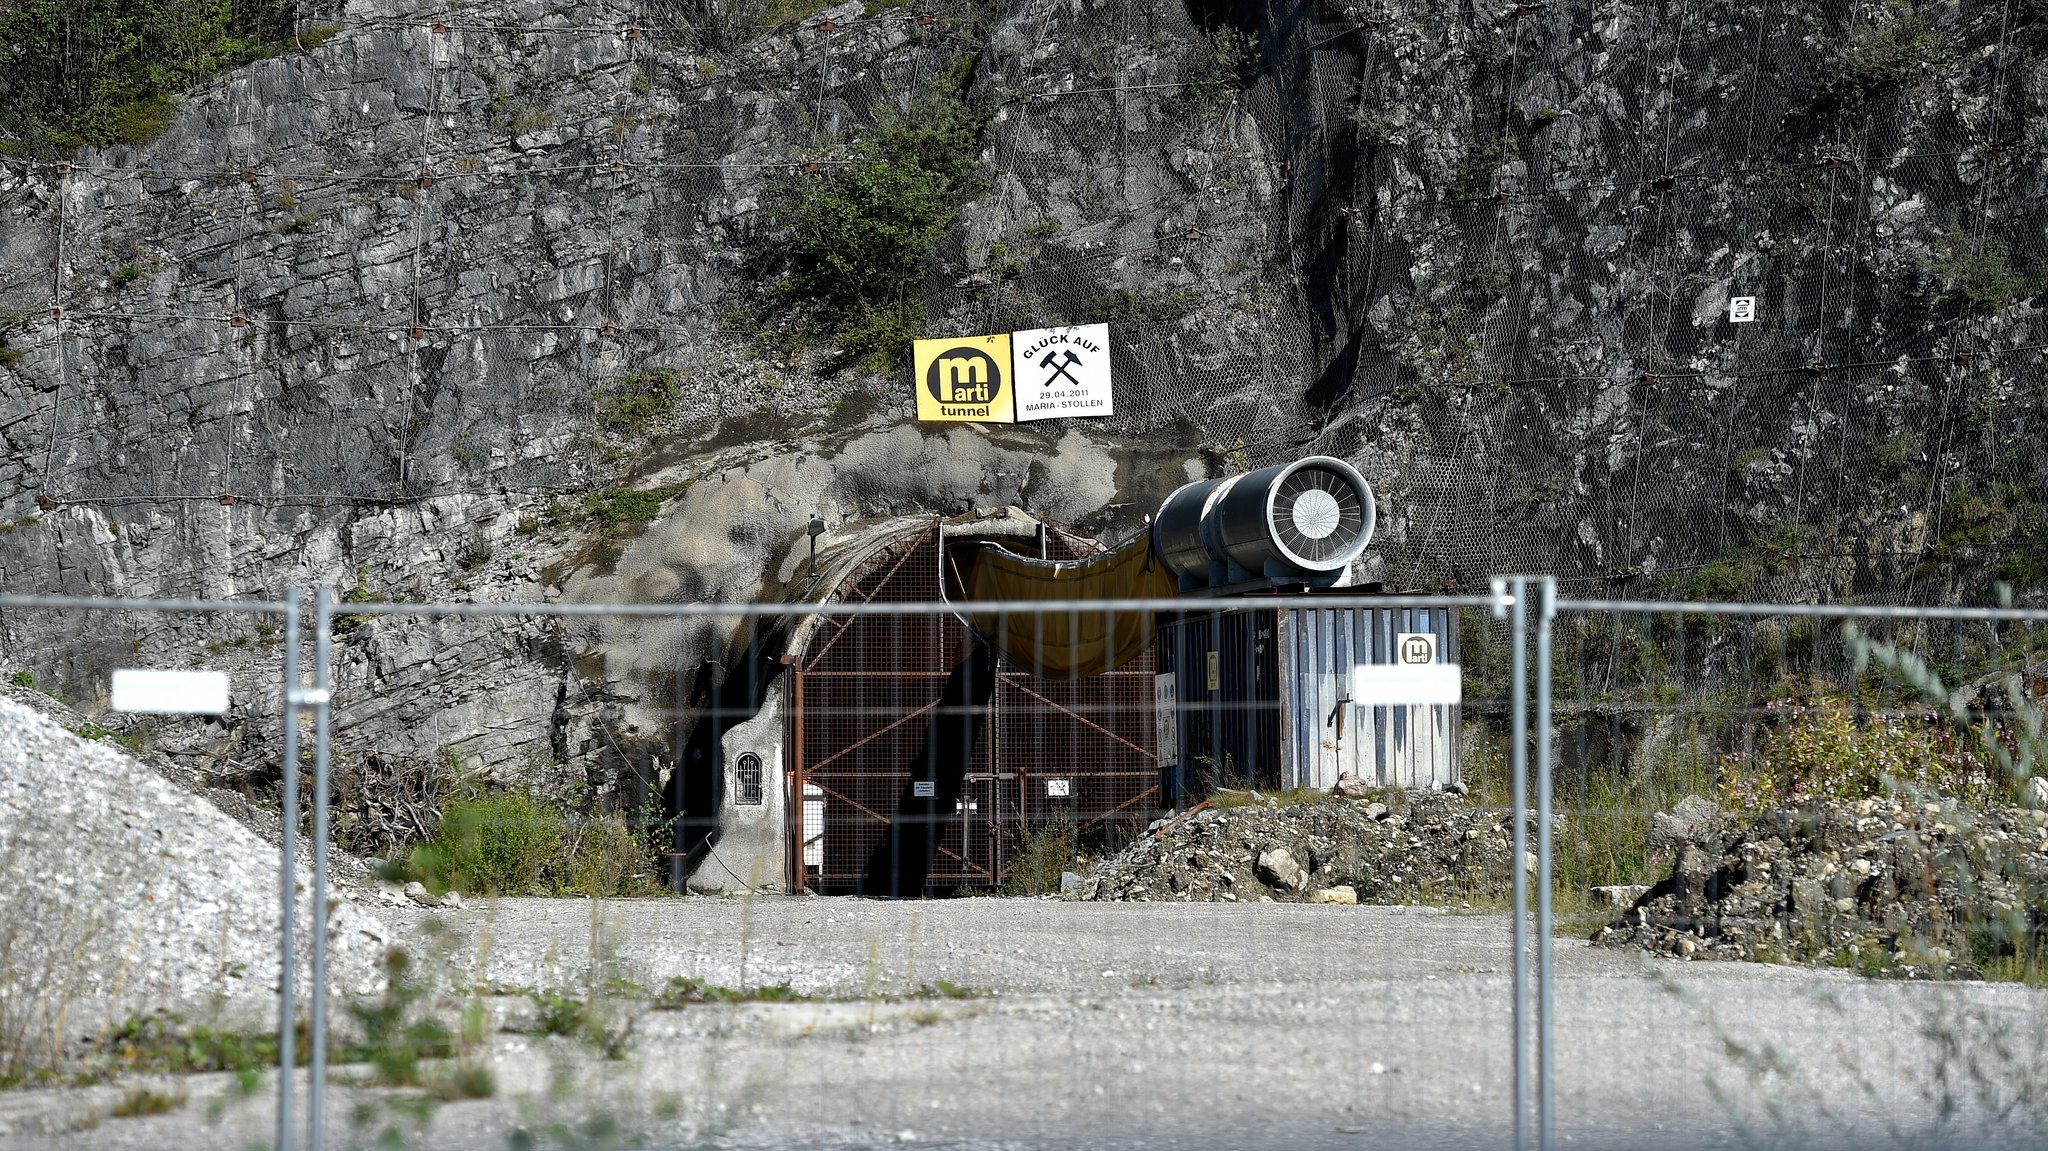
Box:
6;583;2048;1149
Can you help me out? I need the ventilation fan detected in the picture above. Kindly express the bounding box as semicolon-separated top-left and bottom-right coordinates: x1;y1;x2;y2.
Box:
1152;456;1377;590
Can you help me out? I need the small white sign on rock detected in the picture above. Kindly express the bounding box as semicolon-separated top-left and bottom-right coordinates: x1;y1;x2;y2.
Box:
110;668;230;715
1728;295;1757;323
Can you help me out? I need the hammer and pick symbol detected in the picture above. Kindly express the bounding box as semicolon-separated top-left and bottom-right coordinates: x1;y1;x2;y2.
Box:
1040;348;1083;386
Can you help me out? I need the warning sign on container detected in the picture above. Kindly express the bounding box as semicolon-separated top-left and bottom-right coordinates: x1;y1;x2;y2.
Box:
914;333;1015;423
1011;323;1112;421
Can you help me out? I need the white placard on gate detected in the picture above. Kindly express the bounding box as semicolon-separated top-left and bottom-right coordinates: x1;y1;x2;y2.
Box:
1045;778;1072;798
110;668;231;715
912;780;937;798
1351;664;1463;706
1153;672;1178;766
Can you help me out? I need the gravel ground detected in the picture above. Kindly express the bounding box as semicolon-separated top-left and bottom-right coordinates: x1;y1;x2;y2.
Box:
0;695;388;1071
6;896;2046;1150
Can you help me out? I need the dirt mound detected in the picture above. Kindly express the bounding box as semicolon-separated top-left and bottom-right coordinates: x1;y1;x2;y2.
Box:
0;695;389;1078
1075;790;1524;904
1597;795;2048;977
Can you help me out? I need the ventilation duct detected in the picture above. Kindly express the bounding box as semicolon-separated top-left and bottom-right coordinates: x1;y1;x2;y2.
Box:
1151;457;1376;591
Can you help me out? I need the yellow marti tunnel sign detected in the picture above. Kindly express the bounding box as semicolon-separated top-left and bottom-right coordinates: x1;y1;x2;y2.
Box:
914;333;1015;423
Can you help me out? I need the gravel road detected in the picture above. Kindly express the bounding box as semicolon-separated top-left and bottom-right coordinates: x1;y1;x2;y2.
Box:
6;896;2046;1150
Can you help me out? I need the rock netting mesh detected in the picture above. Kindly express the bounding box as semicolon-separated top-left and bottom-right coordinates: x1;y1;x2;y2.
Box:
0;0;2040;599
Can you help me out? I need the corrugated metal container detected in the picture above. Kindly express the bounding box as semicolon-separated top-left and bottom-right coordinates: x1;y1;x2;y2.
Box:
1157;598;1460;802
1277;603;1459;790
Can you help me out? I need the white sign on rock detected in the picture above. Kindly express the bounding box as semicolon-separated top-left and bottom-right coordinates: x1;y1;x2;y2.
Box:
1010;322;1112;421
111;668;231;714
1729;296;1757;323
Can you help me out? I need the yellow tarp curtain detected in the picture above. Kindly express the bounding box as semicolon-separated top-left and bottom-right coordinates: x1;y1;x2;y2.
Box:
954;540;1178;677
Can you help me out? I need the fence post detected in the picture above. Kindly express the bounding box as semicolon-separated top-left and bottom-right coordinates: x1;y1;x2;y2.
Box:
1494;577;1529;1151
276;588;300;1151
309;586;334;1151
1535;576;1556;1151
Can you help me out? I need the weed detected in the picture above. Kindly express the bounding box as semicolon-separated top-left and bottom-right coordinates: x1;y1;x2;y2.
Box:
9;671;30;688
401;790;661;898
109;1085;185;1117
911;980;988;1000
596;368;679;438
346;949;454;1087
109;264;142;289
652;976;806;1007
1716;690;2000;811
528;989;587;1037
571;482;690;567
1915;483;2048;592
1004;820;1076;896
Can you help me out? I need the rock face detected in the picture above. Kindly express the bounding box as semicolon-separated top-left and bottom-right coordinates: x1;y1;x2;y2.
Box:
0;695;388;1077
1079;791;1526;904
1;0;2044;799
1598;797;2048;977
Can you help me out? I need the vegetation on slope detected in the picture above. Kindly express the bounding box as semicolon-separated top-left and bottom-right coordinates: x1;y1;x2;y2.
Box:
767;58;988;371
0;0;329;153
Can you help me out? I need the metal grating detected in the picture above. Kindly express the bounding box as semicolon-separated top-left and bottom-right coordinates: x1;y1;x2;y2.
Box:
796;519;1162;891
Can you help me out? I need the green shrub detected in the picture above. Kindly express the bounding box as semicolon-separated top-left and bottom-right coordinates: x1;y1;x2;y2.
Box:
1167;25;1260;119
415;792;567;896
0;0;303;153
403;790;661;897
1830;11;1947;104
596;369;679;438
1923;230;2035;312
1717;690;1999;811
769;64;986;371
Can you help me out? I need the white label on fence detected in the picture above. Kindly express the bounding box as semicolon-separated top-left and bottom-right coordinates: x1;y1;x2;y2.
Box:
1350;664;1463;706
110;668;230;715
912;780;936;798
1729;296;1757;322
803;784;824;868
1394;631;1438;665
1153;673;1178;766
1045;778;1071;798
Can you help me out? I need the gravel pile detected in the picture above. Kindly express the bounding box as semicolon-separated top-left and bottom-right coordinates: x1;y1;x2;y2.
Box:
1074;788;1524;904
0;696;388;1073
1597;794;2048;976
